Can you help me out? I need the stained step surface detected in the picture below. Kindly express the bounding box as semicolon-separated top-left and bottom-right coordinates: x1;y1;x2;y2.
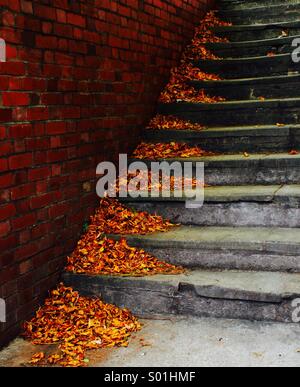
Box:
63;270;300;322
218;4;300;24
131;153;300;185
144;123;298;152
190;75;300;101
214;21;300;42
205;36;300;58
195;54;297;79
219;0;300;11
122;185;300;228
158;99;300;127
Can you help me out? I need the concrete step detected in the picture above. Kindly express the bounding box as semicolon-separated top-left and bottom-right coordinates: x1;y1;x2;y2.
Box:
219;0;300;11
218;4;300;25
190;75;300;101
195;54;297;79
121;185;300;228
214;21;300;42
130;153;300;185
158;99;300;127
104;225;300;272
144;124;299;153
204;36;300;58
63;269;300;322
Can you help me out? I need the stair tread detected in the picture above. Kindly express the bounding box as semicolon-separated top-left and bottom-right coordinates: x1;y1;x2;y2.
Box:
205;35;300;48
64;269;300;300
190;74;300;86
214;20;300;32
159;97;300;110
145;123;294;137
199;52;290;62
131;152;300;163
218;2;300;14
121;184;300;203
108;225;300;251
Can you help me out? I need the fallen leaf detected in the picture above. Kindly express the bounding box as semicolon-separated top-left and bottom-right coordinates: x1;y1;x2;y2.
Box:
132;142;216;160
24;284;142;368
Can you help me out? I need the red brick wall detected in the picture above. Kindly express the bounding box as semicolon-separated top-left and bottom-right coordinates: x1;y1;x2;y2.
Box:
0;0;214;347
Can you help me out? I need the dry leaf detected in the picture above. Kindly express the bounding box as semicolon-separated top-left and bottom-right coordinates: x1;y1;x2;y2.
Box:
132;142;216;160
24;284;142;367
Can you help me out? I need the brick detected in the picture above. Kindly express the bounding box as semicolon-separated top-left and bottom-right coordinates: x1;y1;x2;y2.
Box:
0;62;26;76
12;213;36;231
9;153;33;170
30;192;61;210
0;221;10;237
28;167;51;181
11;183;35;200
9;124;32;138
0;173;14;188
45;121;67;134
0;203;16;221
0;109;13;122
2;92;30;106
0;158;8;173
67;13;86;27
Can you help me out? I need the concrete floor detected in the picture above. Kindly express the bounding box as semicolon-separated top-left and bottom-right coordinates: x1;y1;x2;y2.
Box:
1;316;300;367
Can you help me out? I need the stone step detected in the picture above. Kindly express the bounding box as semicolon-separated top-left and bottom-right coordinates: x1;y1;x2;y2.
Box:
130;153;300;185
190;75;300;101
144;124;299;153
105;226;300;272
121;185;300;228
214;21;300;42
63;269;300;322
218;4;300;24
219;0;300;11
158;99;300;127
205;36;300;58
195;54;297;79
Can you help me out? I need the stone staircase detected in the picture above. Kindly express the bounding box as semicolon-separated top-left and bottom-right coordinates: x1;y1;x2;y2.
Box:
64;0;300;323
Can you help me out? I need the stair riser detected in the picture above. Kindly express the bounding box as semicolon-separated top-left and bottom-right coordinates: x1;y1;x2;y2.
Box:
215;28;300;42
219;7;300;25
144;131;292;153
63;273;299;323
190;79;300;100
123;201;300;228
220;0;300;11
158;104;300;127
205;166;300;185
196;57;297;79
209;44;292;59
135;247;300;273
133;159;300;185
225;15;300;25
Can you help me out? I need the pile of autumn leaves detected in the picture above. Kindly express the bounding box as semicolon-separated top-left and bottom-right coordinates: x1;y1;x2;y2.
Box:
66;198;183;277
159;11;230;104
133;11;230;161
24;284;142;368
23;11;228;368
24;198;183;367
